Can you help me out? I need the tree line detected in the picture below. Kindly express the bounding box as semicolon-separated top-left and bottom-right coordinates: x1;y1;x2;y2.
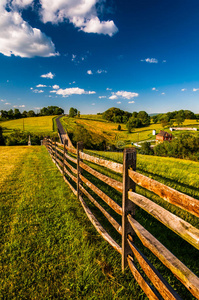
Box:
0;106;64;121
140;133;199;161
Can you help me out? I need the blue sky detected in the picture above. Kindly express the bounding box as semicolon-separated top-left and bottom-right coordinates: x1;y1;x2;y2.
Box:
1;0;199;114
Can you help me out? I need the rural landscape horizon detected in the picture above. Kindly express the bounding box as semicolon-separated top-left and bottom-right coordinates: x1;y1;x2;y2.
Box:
1;1;199;300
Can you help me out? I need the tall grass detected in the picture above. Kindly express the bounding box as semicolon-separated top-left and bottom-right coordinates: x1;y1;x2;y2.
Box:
0;146;146;299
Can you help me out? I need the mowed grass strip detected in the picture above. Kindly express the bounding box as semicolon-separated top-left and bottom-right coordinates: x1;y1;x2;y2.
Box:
0;146;144;300
1;116;55;135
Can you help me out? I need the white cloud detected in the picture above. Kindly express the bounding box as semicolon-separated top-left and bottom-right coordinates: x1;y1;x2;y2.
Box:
33;89;44;93
141;58;158;63
19;104;25;107
128;101;135;104
0;2;58;58
87;70;93;75
30;87;33;90
52;84;60;89
41;72;54;79
161;93;165;95
106;88;112;91
152;87;158;91
162;60;166;63
115;91;139;100
40;0;118;37
71;54;77;62
52;87;96;97
193;88;199;92
12;0;33;8
36;84;47;88
117;101;121;104
99;96;106;99
1;99;5;102
109;95;118;100
96;69;107;74
92;103;95;105
5;102;11;105
88;91;96;94
181;88;187;92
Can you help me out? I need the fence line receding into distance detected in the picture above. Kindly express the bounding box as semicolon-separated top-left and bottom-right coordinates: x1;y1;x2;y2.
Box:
43;138;199;300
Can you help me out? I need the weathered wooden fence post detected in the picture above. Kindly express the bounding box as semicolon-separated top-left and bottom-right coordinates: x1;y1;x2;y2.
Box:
122;148;136;271
77;141;84;200
54;138;57;162
62;139;68;175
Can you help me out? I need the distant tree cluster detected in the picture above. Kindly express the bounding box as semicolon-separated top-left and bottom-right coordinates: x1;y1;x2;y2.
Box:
68;107;80;118
139;133;199;161
154;133;199;161
0;106;64;121
102;107;151;132
152;110;198;127
102;107;132;123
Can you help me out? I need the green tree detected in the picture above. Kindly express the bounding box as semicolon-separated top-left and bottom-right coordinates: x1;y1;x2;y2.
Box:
27;110;36;117
0;126;4;145
8;109;14;119
69;107;78;118
137;111;150;126
117;124;121;131
140;142;154;155
14;108;22;119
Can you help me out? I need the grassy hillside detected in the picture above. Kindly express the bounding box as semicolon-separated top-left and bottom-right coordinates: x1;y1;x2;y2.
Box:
0;115;56;135
61;115;199;147
0;146;145;299
87;150;199;199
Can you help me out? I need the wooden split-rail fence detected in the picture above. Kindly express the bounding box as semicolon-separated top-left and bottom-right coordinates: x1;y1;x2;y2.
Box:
43;138;199;300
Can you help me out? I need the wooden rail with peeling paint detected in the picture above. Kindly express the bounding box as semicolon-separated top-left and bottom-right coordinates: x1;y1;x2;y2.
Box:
43;138;199;300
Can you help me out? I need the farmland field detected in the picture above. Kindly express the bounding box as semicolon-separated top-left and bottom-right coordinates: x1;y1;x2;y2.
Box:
61;115;199;147
0;115;56;135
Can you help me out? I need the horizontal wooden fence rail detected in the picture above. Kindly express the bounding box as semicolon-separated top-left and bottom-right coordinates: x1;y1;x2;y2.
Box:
43;138;199;300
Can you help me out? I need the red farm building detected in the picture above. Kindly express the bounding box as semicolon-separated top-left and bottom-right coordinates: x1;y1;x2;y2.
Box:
156;131;172;143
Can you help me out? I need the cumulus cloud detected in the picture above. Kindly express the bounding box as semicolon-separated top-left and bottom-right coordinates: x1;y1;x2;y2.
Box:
161;92;165;95
52;84;60;89
181;88;187;92
99;96;106;99
109;95;118;100
40;0;118;37
5;102;11;105
115;91;139;100
117;101;121;104
128;101;135;103
0;1;58;58
19;104;25;107
36;84;47;87
41;72;54;79
193;88;199;92
141;58;158;63
1;99;5;102
106;88;112;91
152;87;158;91
87;70;93;75
51;87;96;97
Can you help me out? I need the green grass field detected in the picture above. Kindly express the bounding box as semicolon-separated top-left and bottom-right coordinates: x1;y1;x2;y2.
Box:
0;116;56;135
61;115;199;147
0;146;147;299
